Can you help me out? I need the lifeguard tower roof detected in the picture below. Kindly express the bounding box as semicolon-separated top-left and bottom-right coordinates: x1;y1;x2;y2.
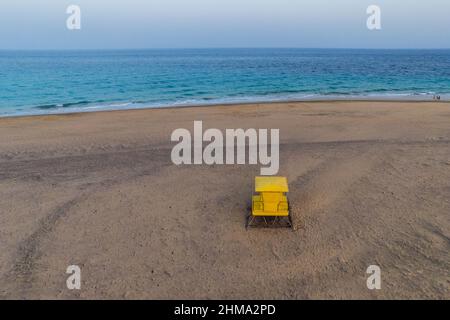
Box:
255;176;289;193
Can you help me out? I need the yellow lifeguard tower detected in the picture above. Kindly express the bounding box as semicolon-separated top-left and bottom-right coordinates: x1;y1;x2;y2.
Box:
247;176;292;228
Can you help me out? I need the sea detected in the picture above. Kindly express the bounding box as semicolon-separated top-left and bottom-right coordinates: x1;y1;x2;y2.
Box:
1;48;449;117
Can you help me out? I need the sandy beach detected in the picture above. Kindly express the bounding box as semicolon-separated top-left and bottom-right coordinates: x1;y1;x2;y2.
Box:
0;101;449;299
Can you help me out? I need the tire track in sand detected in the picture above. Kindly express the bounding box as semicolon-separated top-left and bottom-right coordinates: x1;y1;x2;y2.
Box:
288;147;381;230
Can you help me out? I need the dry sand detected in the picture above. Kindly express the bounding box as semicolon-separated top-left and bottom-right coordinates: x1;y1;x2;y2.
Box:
0;101;449;299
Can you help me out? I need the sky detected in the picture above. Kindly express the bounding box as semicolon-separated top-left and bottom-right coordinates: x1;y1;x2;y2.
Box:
1;0;449;49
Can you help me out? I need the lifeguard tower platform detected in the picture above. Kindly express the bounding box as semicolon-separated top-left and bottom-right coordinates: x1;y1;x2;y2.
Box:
247;176;292;229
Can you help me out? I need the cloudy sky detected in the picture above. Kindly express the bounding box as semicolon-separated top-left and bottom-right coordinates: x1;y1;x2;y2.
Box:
1;0;449;49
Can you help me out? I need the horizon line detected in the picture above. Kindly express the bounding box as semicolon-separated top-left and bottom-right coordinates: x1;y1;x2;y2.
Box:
1;47;450;51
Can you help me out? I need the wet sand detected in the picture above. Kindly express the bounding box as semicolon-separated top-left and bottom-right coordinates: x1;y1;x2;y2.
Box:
0;101;449;299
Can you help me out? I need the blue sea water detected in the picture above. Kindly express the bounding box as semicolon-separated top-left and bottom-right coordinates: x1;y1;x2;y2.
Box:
0;48;449;116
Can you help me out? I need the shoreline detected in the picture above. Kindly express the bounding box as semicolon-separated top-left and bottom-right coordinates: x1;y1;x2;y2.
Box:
2;98;449;120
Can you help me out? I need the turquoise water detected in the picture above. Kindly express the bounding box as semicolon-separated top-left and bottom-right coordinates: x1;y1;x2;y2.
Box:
1;49;449;116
